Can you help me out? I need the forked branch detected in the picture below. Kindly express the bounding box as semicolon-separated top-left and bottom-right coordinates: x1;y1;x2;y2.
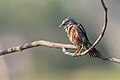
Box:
61;0;120;63
0;40;120;63
0;0;120;63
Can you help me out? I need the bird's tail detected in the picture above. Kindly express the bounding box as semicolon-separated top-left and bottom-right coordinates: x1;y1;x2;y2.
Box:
85;42;101;58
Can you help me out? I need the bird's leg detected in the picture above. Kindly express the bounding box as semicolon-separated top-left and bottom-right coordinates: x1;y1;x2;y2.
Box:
73;44;84;57
73;48;80;56
76;44;84;56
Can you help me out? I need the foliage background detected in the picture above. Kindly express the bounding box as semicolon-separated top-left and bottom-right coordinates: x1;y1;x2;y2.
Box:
0;0;120;80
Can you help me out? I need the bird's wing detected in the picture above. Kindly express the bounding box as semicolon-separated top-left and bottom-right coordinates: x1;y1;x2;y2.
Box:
78;23;86;35
77;23;89;42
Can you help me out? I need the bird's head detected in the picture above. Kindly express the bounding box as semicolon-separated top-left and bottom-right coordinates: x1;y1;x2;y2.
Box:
59;16;77;28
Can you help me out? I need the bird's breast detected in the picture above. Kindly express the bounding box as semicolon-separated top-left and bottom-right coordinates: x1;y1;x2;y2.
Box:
67;26;82;46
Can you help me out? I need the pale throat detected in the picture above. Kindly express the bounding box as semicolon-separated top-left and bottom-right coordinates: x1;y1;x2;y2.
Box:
64;24;73;33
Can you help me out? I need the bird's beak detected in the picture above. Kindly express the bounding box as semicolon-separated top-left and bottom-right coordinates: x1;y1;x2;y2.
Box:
59;23;64;27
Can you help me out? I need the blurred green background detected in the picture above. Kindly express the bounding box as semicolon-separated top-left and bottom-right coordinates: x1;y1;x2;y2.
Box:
0;0;120;80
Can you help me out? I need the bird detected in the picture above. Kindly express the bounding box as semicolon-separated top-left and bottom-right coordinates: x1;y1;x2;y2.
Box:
59;16;101;57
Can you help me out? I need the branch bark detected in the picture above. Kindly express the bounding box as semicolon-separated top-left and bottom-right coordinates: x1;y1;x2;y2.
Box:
0;40;76;56
0;0;120;64
0;40;120;63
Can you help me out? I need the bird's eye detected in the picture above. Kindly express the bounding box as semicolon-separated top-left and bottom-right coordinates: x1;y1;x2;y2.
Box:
65;19;69;22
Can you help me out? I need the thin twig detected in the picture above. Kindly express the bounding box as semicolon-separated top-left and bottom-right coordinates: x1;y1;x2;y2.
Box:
0;0;120;63
61;0;120;63
61;0;107;56
62;47;120;63
80;0;108;55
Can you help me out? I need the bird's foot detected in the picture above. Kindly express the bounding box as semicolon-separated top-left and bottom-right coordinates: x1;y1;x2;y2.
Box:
73;52;81;57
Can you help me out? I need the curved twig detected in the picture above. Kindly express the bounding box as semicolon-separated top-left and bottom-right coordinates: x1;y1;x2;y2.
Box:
61;0;107;56
61;0;120;63
0;0;120;63
80;0;108;55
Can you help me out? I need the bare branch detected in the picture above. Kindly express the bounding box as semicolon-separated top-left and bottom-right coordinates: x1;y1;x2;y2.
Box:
0;0;120;64
0;40;76;56
79;0;108;56
0;40;120;63
60;0;120;63
62;47;120;63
